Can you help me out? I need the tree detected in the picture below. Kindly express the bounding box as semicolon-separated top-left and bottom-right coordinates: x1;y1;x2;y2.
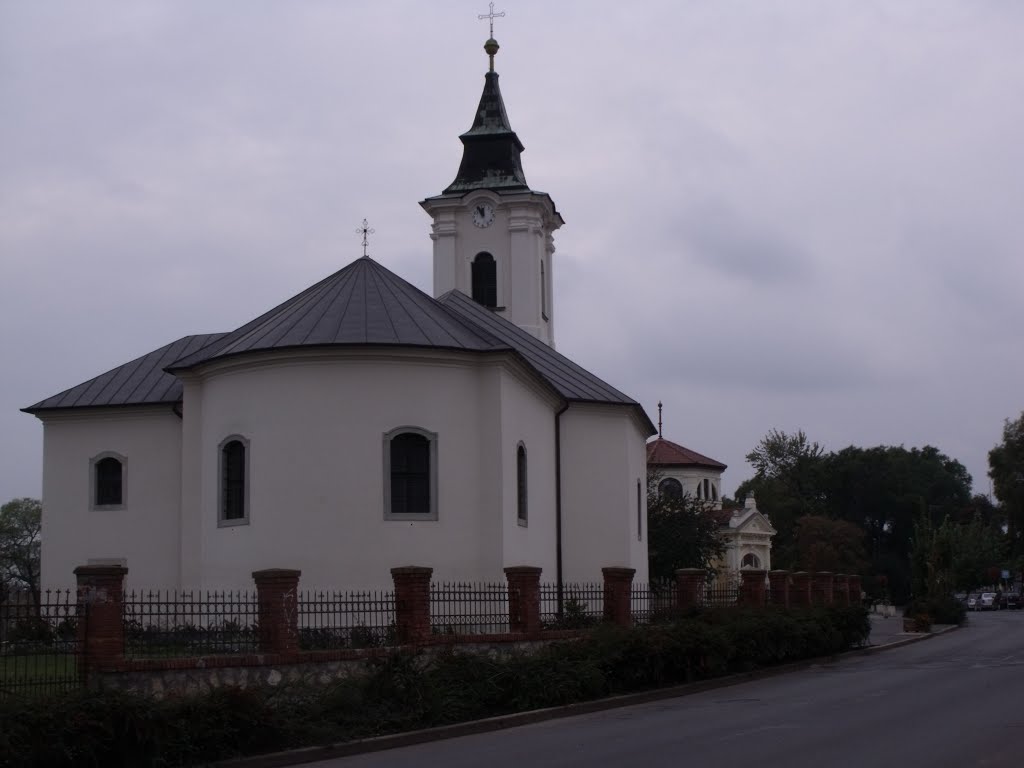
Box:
646;470;726;583
989;412;1024;558
784;515;868;575
0;498;42;605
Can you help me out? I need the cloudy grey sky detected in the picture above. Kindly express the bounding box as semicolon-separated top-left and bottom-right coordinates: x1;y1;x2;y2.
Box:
2;1;1023;504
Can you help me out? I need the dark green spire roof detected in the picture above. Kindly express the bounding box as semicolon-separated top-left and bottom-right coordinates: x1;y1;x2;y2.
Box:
443;70;530;194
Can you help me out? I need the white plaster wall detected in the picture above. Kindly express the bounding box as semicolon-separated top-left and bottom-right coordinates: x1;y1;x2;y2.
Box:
38;408;182;589
191;351;510;590
496;368;558;578
560;405;650;583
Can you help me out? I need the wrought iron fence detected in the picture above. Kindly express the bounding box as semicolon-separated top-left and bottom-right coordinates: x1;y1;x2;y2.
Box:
430;582;510;636
298;589;396;650
630;581;677;624
539;582;605;629
0;589;82;700
123;589;260;658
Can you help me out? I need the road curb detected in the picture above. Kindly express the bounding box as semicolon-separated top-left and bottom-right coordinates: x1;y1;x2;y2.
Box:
212;624;961;768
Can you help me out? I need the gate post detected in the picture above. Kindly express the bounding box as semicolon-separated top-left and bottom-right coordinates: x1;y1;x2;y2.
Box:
602;567;636;627
504;566;542;634
252;569;302;656
391;566;433;644
74;565;128;683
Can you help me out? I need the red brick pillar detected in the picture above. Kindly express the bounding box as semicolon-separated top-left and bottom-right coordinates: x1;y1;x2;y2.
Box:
252;569;301;656
74;565;128;676
739;570;768;607
768;570;791;608
814;572;834;605
675;568;705;610
504;566;542;635
791;571;812;607
391;566;433;645
834;574;850;607
602;567;636;628
848;575;863;606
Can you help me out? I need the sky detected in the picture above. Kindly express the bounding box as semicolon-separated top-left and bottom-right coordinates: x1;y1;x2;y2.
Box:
2;0;1023;504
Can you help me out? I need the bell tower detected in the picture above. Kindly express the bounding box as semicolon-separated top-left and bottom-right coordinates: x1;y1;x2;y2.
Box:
420;28;563;347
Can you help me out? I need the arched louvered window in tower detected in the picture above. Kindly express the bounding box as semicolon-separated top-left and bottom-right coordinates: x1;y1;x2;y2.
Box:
471;252;497;308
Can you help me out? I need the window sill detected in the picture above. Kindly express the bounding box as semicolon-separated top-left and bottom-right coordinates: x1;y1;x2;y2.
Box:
218;517;250;528
92;504;125;512
517;518;528;528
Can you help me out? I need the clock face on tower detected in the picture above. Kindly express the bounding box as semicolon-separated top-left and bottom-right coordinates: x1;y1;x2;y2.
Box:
472;203;495;228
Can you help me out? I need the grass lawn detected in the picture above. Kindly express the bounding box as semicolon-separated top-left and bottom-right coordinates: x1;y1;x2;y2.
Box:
0;652;81;699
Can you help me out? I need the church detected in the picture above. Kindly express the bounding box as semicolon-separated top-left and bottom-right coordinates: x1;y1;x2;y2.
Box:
25;33;655;590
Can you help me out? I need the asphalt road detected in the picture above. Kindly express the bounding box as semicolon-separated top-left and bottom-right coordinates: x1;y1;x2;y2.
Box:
309;610;1024;768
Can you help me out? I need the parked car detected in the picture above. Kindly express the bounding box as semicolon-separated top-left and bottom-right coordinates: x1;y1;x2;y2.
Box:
979;592;999;610
967;595;979;611
1006;592;1021;610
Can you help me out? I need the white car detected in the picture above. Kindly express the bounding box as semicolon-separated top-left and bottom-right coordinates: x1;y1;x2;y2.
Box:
979;592;998;610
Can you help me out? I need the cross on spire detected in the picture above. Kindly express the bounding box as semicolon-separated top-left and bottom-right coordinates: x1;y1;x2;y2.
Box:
478;2;505;39
355;218;374;258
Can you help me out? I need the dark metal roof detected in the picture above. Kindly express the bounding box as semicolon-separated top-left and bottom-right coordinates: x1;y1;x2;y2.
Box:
439;290;656;434
168;258;503;371
27;258;653;436
442;71;530;194
23;333;227;413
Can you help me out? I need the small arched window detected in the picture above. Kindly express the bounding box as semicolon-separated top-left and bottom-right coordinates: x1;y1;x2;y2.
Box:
659;478;683;500
741;553;761;569
516;444;528;525
92;454;125;508
220;437;248;525
471;252;497;308
384;427;437;519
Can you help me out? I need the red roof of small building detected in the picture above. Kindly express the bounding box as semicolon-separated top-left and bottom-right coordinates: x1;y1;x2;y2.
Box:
646;438;727;470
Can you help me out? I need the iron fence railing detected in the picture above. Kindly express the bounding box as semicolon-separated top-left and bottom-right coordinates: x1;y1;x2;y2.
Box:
298;589;396;650
430;582;510;636
0;589;82;699
539;582;605;629
123;590;260;658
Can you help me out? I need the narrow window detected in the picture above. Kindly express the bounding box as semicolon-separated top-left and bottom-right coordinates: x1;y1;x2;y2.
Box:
220;438;248;524
703;478;711;500
742;553;761;569
516;444;528;525
384;428;437;519
658;477;683;500
94;456;123;507
637;480;642;541
540;261;547;320
471;252;497;308
711;483;719;502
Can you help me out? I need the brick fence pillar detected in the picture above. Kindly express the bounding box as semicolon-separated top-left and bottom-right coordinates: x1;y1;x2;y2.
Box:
74;565;128;678
790;571;812;607
739;570;768;607
768;570;791;608
834;574;850;607
675;568;705;610
391;566;433;644
504;566;542;634
252;569;301;656
814;572;834;605
848;575;863;606
602;567;636;628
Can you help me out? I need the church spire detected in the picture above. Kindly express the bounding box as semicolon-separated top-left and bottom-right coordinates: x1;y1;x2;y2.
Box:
442;22;529;194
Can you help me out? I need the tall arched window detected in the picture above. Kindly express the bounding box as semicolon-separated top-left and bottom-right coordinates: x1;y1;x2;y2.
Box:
92;453;125;508
516;444;528;525
471;252;497;308
219;437;249;525
384;427;437;519
540;261;547;319
637;480;643;541
659;477;683;500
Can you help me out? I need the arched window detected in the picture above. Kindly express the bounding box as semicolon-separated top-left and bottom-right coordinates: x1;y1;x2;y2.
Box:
703;478;711;500
711;483;718;502
659;477;683;500
219;437;248;525
516;444;528;525
471;252;497;308
741;553;761;569
384;427;438;519
540;260;547;319
92;453;125;508
637;479;643;541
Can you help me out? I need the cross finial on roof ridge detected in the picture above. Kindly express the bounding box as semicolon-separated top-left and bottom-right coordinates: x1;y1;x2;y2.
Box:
478;3;505;72
356;218;375;259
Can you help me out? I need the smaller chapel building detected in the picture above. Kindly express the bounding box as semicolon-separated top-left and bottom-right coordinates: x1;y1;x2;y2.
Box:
25;35;655;591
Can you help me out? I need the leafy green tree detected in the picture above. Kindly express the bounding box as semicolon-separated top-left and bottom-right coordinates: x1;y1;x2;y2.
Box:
0;498;42;605
646;470;726;583
989;412;1024;558
784;515;868;575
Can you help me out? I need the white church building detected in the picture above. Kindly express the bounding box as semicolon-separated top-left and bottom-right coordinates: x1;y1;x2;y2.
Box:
26;35;655;590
